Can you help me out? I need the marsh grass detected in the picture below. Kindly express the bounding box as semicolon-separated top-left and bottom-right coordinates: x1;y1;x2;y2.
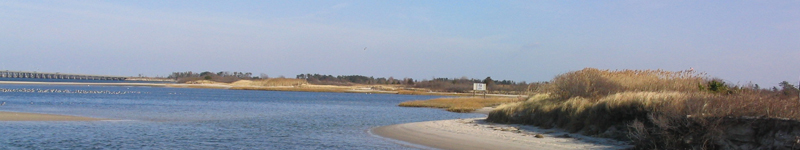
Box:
230;78;308;87
488;68;800;149
395;90;472;96
544;68;704;100
230;86;350;93
399;97;519;113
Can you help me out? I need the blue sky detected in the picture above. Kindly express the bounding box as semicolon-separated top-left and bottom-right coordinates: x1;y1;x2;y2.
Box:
1;1;798;87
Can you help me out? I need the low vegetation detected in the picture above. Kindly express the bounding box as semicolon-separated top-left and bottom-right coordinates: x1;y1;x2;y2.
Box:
170;71;535;95
487;68;800;149
399;97;521;113
169;71;258;83
229;78;307;87
230;86;353;93
298;73;533;94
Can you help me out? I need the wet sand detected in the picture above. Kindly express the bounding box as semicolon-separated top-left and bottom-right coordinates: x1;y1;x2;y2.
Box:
371;118;631;150
0;111;105;121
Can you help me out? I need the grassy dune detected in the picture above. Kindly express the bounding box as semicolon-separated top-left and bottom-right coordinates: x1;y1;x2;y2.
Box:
399;97;520;113
230;86;354;93
395;90;474;96
229;78;308;87
488;68;800;149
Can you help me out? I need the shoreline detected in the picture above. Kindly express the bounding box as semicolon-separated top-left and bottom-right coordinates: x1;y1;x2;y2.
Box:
371;118;631;150
0;81;169;87
0;111;106;121
0;80;527;97
0;81;235;89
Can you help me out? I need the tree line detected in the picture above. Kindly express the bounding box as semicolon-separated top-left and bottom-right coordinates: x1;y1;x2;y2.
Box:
167;71;538;94
296;74;410;85
168;71;259;83
297;73;535;94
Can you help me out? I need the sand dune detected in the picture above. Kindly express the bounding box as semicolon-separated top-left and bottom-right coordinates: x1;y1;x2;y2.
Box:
372;118;631;150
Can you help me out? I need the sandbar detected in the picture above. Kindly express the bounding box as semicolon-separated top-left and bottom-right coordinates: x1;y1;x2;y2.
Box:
371;118;631;150
0;111;104;121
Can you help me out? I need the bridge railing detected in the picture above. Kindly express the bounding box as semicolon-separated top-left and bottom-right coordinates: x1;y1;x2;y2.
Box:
0;70;127;80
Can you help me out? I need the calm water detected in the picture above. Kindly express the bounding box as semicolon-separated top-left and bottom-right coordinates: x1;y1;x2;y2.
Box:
0;84;482;149
0;78;174;83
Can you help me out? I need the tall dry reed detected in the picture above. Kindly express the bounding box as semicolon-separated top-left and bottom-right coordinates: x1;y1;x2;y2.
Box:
544;68;705;100
488;68;800;149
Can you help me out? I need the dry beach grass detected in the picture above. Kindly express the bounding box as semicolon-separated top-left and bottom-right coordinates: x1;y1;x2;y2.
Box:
487;68;800;149
399;97;520;113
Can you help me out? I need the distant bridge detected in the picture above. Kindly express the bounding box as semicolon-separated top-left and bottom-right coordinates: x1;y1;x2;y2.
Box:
0;70;127;81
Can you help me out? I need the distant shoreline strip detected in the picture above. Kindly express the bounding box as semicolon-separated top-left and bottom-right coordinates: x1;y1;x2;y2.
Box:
0;111;106;121
0;81;169;87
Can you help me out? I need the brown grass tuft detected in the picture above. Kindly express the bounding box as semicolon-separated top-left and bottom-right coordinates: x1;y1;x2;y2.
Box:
230;78;308;87
399;97;519;113
488;68;800;149
545;68;704;100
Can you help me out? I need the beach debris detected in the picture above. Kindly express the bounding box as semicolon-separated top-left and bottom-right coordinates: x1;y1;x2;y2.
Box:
492;126;520;132
535;134;544;138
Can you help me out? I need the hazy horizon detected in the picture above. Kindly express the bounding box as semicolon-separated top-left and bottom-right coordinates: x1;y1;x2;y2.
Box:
1;1;798;87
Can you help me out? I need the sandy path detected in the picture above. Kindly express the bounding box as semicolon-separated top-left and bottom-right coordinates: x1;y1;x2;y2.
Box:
372;118;631;150
0;111;104;121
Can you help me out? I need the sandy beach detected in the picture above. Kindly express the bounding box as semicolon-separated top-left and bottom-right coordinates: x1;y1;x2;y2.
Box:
0;111;104;121
371;118;631;150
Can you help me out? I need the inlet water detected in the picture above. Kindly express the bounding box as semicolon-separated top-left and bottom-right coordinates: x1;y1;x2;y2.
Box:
0;84;483;149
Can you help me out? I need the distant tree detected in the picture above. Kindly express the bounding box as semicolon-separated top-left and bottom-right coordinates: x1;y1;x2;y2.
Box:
484;76;494;91
261;73;269;79
376;77;387;84
200;71;213;77
779;81;799;97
